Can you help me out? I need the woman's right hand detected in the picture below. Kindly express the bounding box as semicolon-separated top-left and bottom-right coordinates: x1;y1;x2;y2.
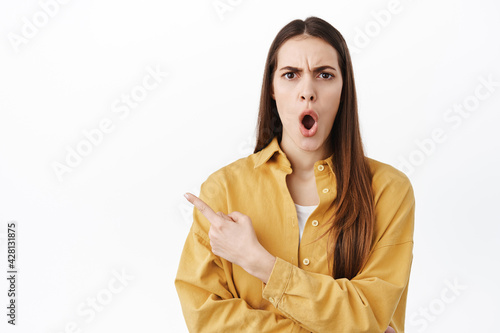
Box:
385;326;396;333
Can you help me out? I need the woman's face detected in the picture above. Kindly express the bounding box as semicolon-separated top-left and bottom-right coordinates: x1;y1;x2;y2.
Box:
272;35;343;156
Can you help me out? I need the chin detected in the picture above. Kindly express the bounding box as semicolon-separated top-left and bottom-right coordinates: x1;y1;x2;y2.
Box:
296;135;324;150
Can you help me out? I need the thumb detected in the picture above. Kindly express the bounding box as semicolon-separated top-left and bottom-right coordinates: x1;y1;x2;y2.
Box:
217;211;235;222
227;211;246;222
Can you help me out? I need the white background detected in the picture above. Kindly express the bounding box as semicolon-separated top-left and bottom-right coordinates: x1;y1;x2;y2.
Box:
1;0;499;332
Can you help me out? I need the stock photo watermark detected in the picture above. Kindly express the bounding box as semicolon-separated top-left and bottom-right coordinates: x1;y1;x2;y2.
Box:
349;0;404;54
7;0;73;53
409;277;467;332
212;0;244;21
180;110;282;227
5;221;18;325
237;134;255;157
179;184;203;227
51;64;168;182
54;268;134;333
397;74;498;176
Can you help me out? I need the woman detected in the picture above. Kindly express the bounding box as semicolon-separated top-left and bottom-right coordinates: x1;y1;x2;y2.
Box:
176;16;414;333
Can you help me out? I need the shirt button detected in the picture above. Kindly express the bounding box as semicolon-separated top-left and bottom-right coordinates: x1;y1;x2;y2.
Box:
317;165;324;171
269;297;274;303
303;258;310;265
311;220;319;227
322;188;329;193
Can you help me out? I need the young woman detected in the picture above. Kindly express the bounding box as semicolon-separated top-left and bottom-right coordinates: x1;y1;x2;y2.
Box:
176;16;414;333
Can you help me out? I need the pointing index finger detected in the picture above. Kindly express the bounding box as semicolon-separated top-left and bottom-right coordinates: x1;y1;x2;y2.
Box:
184;192;219;224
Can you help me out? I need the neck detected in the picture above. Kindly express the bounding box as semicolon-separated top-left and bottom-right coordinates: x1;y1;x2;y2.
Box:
279;134;332;177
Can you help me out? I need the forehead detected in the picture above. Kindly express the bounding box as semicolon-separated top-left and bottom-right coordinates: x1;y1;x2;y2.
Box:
276;36;339;68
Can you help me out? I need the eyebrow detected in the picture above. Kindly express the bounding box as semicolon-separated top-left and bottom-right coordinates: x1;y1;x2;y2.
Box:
278;65;337;72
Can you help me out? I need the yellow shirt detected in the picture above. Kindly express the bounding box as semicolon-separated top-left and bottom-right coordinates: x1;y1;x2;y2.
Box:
175;136;415;333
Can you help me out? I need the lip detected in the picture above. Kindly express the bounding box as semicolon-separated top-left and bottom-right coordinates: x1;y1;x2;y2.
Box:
299;109;319;137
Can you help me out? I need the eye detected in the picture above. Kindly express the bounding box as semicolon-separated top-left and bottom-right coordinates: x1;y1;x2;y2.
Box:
319;73;334;79
283;72;296;79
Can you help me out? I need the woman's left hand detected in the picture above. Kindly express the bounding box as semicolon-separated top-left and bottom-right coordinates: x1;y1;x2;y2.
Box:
184;192;276;283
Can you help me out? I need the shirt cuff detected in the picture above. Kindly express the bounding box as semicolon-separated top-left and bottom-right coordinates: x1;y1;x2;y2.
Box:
262;256;293;309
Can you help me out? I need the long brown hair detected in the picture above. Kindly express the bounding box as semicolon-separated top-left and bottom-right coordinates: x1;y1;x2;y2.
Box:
253;16;374;280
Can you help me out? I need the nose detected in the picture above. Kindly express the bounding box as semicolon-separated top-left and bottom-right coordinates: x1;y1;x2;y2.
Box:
300;77;316;102
301;93;315;101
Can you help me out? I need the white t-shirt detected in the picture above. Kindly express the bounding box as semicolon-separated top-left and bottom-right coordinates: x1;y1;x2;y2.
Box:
294;203;318;244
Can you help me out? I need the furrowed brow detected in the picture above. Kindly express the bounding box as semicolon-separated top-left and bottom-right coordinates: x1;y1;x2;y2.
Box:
278;65;337;72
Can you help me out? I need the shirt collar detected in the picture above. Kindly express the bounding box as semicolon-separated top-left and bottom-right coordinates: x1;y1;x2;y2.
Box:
253;136;335;174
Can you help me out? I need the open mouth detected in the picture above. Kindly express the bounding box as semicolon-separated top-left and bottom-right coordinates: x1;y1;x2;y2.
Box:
302;114;315;130
299;110;319;137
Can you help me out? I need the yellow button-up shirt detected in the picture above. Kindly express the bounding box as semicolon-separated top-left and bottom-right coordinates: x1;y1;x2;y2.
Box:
175;136;415;333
